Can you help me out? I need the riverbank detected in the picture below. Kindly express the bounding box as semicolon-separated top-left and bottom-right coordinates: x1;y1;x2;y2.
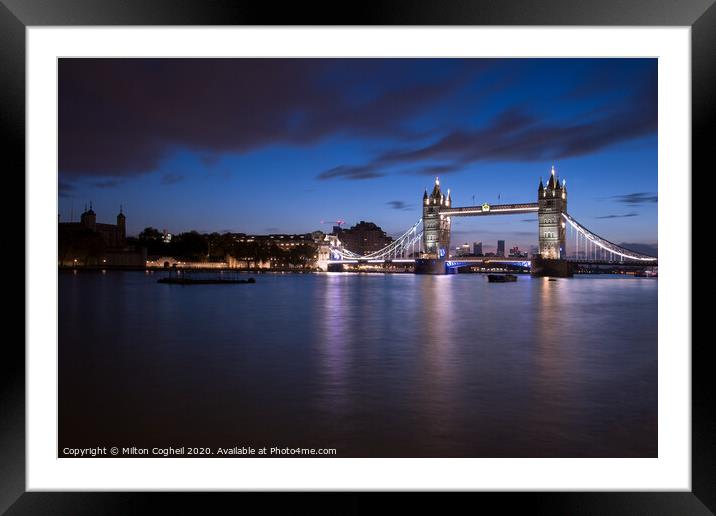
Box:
59;265;319;273
58;266;653;277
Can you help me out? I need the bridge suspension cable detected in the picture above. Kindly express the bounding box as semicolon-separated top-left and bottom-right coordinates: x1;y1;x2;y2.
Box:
331;212;654;263
562;212;657;262
330;219;423;260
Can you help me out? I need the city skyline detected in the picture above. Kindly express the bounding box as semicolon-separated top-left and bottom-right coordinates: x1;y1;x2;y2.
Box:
58;58;657;253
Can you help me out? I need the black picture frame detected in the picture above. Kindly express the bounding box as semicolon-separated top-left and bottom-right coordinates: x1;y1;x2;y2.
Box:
2;1;709;513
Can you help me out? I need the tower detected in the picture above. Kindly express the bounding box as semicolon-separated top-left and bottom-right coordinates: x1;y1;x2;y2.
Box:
117;205;126;245
537;166;567;259
80;202;96;232
422;177;451;258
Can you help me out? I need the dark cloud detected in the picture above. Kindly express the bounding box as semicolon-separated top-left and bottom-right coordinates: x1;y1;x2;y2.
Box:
521;217;537;222
59;180;74;198
264;227;281;233
59;58;656;189
618;242;658;257
59;59;474;180
403;90;649;164
404;163;465;176
161;173;184;185
386;201;413;211
595;212;639;219
365;108;540;168
317;164;385;180
321;71;656;179
200;154;221;168
611;193;658;205
91;179;123;189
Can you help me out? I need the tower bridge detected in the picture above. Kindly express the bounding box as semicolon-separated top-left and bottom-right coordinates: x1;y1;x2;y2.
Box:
327;166;657;276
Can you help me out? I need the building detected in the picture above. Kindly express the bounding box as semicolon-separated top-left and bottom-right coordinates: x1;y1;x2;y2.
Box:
508;246;528;258
333;221;393;256
60;203;126;247
234;232;319;250
497;240;505;257
454;243;472;257
473;241;483;256
537;165;568;259
227;232;321;269
58;204;146;266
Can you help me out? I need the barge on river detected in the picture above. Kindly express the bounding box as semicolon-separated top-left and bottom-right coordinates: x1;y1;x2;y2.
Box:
157;269;255;285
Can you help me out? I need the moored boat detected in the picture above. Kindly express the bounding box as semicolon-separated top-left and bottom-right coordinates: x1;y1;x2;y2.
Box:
487;274;517;283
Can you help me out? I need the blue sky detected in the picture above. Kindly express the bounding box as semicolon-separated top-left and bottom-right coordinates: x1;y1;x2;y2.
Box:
59;58;657;253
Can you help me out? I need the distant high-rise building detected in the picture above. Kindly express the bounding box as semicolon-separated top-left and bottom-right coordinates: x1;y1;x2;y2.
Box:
497;240;505;257
473;241;483;256
455;242;471;257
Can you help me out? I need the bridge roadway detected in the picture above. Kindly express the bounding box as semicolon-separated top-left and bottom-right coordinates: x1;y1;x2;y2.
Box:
445;256;658;266
328;256;657;267
568;258;658;266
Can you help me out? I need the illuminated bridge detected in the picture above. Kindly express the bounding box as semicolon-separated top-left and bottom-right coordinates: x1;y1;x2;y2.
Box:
328;166;657;275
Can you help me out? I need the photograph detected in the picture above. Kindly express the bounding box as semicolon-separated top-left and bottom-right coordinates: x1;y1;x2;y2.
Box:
2;0;709;507
57;57;659;459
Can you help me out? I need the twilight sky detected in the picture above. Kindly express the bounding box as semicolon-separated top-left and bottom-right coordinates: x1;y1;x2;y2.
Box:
58;58;657;254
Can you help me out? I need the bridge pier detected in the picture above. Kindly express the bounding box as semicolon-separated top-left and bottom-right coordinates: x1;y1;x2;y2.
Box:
414;257;447;274
326;262;345;272
530;256;574;278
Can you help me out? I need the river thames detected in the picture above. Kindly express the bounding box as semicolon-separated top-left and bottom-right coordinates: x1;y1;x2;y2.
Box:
59;271;657;457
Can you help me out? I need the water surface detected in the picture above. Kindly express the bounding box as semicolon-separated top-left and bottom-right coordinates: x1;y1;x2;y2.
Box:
59;271;657;457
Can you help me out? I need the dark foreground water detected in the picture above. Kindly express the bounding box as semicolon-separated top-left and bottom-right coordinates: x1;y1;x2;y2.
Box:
59;270;657;457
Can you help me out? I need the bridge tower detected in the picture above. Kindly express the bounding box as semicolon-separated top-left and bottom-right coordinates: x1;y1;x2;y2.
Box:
422;177;451;259
538;165;567;259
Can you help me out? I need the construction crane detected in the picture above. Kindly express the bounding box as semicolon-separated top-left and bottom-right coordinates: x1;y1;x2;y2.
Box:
320;218;345;229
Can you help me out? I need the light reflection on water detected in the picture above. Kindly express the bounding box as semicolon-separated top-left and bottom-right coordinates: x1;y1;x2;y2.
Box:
59;271;657;457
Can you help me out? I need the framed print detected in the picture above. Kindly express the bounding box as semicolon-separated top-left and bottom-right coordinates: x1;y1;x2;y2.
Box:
3;0;711;513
